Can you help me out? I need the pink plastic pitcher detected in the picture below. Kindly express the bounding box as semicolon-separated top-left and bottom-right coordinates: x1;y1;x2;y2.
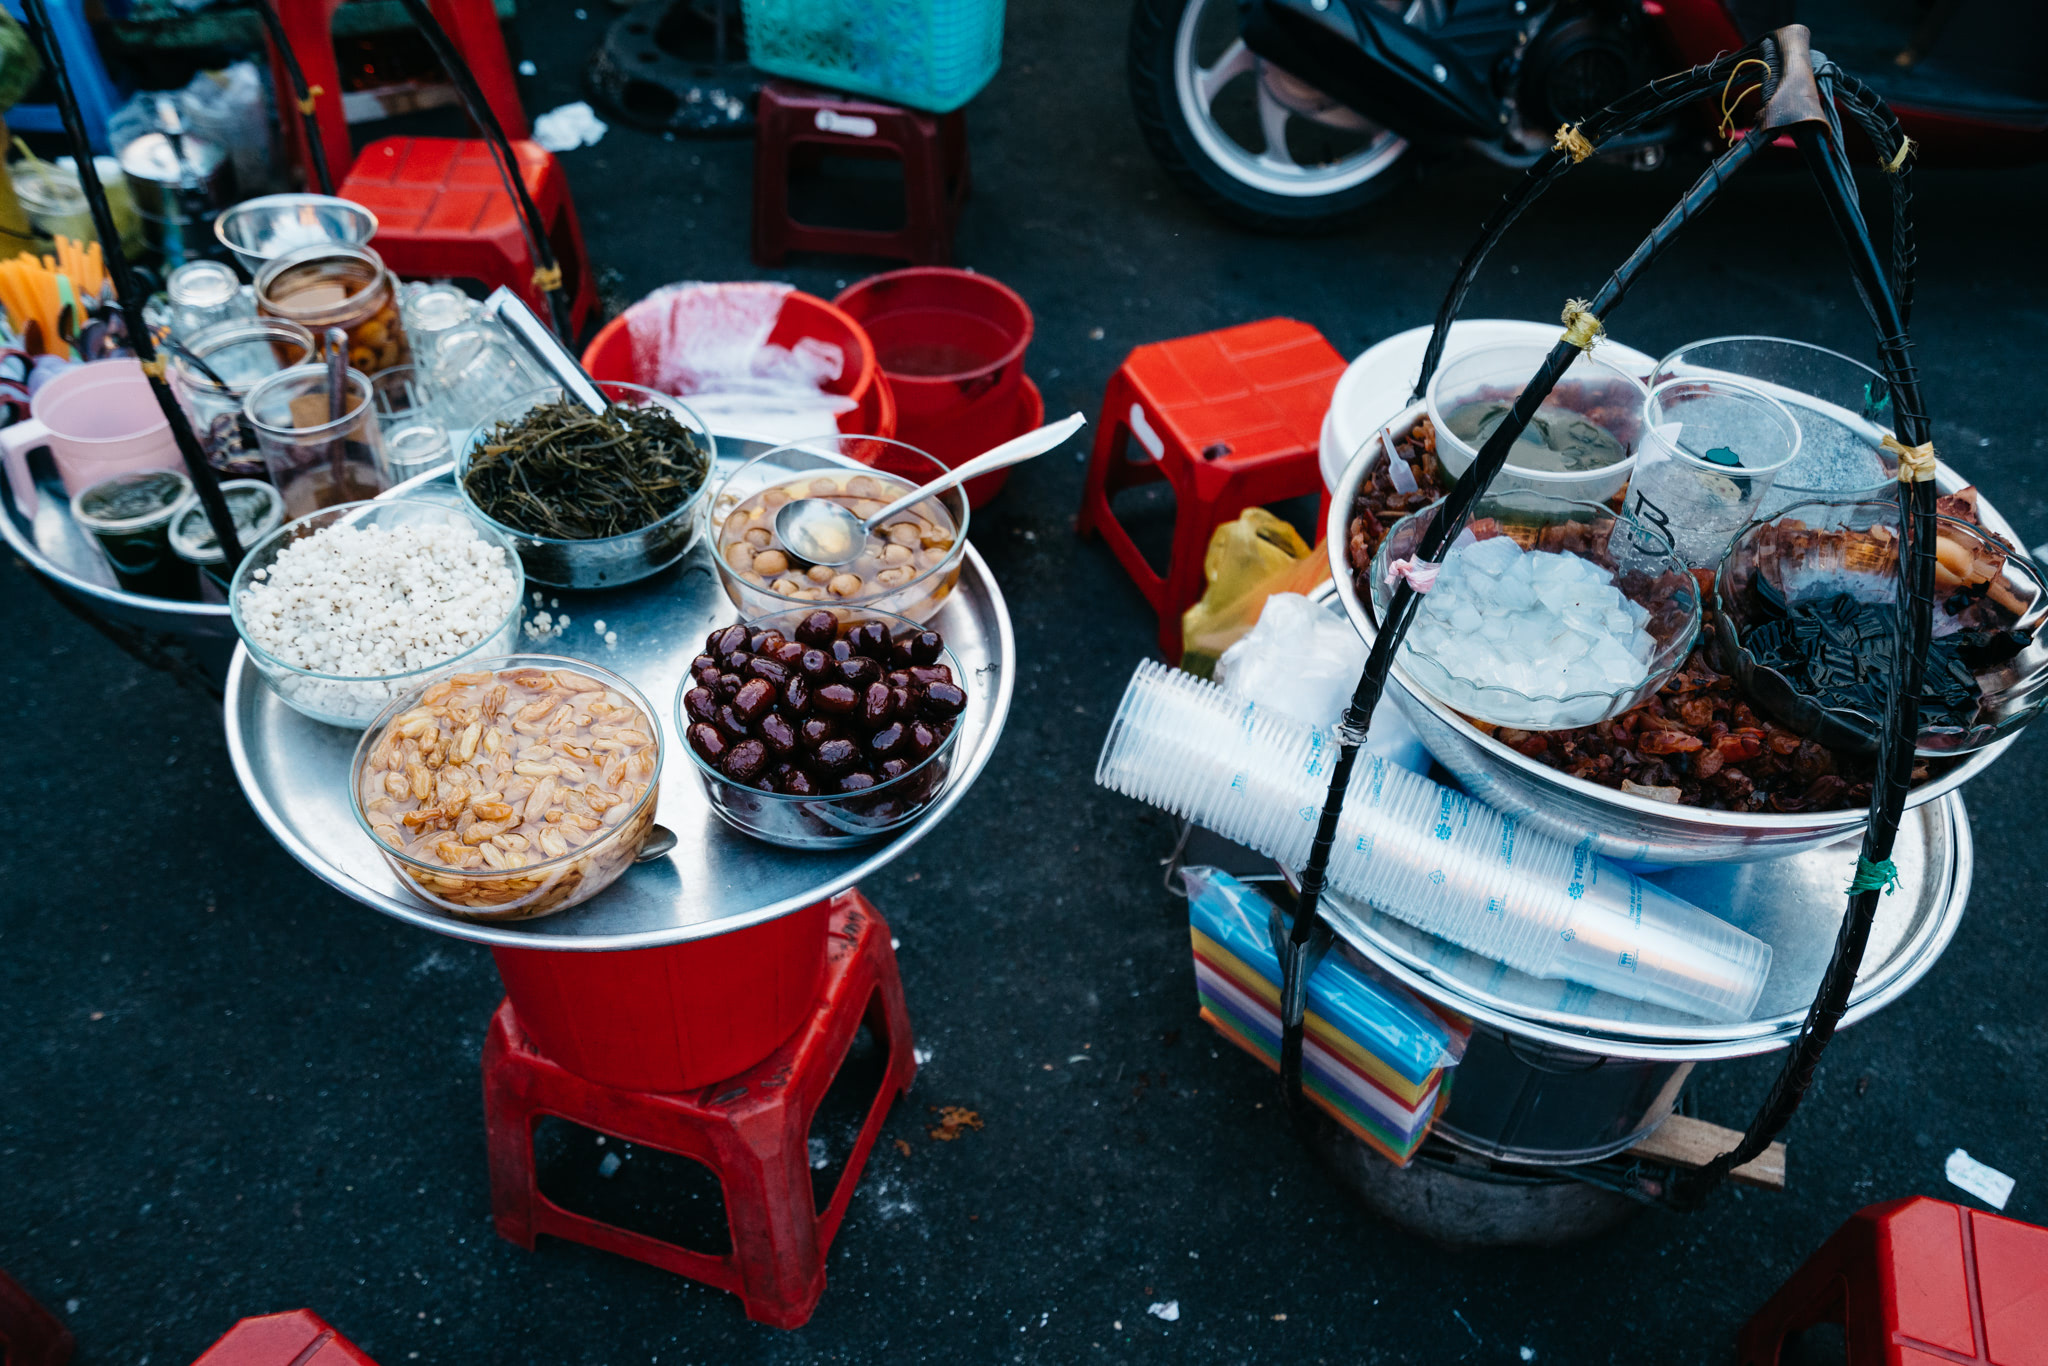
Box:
0;359;180;516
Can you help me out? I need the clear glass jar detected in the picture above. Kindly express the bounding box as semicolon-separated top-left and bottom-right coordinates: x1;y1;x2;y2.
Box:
255;243;411;377
170;317;316;479
165;260;253;343
244;362;390;517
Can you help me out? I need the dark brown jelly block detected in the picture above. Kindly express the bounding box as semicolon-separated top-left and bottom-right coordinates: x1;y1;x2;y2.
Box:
784;675;812;715
689;723;729;761
796;610;838;647
733;677;776;722
815;682;859;714
722;738;768;782
814;737;858;774
683;687;718;724
760;712;798;754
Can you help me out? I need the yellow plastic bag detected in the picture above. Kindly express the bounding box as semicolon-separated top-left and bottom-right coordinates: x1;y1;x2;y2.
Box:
1179;507;1331;677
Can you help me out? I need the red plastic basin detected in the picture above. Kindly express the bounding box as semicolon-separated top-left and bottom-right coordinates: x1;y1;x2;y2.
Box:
583;288;896;439
832;268;1032;424
490;901;831;1092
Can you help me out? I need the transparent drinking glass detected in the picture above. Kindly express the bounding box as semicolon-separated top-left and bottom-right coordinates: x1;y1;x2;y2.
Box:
245;363;390;518
370;365;453;485
1627;377;1801;569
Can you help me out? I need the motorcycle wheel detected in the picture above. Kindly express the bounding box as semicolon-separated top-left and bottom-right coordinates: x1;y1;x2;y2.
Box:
1128;0;1413;234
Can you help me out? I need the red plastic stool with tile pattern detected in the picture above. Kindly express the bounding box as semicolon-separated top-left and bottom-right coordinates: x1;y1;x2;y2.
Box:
1075;318;1346;660
753;82;969;267
265;0;598;335
1739;1196;2048;1365
341;138;599;336
0;1271;71;1366
483;890;916;1329
190;1309;378;1365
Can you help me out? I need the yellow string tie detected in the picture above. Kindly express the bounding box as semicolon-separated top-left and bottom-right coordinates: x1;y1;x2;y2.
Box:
138;355;169;380
297;84;324;117
1560;298;1604;351
531;263;564;293
1882;433;1937;482
1553;123;1594;164
1716;57;1771;142
1882;135;1915;173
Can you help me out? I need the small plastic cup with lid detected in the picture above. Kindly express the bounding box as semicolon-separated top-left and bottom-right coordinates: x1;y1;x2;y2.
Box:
71;467;196;599
168;478;285;601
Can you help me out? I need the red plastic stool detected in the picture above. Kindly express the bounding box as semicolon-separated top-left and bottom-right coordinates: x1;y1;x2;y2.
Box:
753;82;969;267
0;1271;71;1366
341;139;599;337
265;0;598;335
1075;318;1346;660
484;890;917;1329
1739;1196;2048;1365
191;1309;378;1365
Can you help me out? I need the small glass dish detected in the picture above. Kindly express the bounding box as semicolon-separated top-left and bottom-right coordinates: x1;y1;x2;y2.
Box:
215;193;379;275
351;654;662;921
1715;497;2048;756
229;500;526;727
678;607;967;849
1425;340;1649;504
707;434;968;624
458;382;714;590
1368;490;1701;731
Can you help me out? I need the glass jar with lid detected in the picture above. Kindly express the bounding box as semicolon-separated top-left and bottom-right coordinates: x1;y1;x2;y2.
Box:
255;243;411;377
169;316;316;479
164;259;253;344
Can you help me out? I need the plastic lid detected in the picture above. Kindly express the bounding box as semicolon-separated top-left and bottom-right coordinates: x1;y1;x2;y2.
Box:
169;479;284;563
116;130;227;186
72;469;193;533
167;260;242;310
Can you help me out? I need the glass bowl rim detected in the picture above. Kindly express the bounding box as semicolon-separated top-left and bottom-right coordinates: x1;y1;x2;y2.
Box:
677;605;967;803
1424;339;1652;482
348;651;664;882
215;193;380;257
229;498;527;683
707;432;970;611
455;381;715;549
1368;491;1704;713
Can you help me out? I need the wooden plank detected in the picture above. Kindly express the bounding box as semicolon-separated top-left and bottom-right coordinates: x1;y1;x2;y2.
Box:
1627;1114;1787;1191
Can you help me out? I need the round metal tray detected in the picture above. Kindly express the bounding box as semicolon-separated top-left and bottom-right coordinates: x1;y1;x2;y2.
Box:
221;447;1014;951
1321;399;2018;864
0;444;236;641
1300;791;1970;1062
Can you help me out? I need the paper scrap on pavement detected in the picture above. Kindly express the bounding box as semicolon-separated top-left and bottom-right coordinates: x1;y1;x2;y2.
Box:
533;101;608;152
1147;1301;1179;1322
1945;1148;2015;1209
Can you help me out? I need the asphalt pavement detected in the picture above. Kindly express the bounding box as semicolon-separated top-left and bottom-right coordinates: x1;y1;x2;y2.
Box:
5;2;2046;1362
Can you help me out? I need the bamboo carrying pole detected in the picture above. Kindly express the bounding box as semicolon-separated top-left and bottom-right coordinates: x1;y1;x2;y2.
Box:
15;0;247;568
1275;26;1936;1214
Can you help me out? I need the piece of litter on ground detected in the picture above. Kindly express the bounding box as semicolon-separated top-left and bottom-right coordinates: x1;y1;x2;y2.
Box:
808;1136;829;1170
517;60;536;75
65;1300;79;1314
1451;1308;1480;1343
1521;1348;1537;1362
891;936;900;950
913;1047;932;1065
1067;1054;1090;1063
1147;1301;1179;1322
597;1151;621;1178
604;631;618;646
533;101;608;152
1272;1313;1286;1321
892;1138;911;1156
1112;1320;1121;1331
928;1105;982;1140
1945;1148;2015;1208
593;619;606;634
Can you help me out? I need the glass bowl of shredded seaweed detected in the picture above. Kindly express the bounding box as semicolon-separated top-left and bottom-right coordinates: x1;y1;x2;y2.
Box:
458;382;715;588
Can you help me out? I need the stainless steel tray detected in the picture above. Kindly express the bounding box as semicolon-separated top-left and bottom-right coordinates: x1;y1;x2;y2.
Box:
222;451;1014;951
1308;792;1970;1062
1321;401;2017;864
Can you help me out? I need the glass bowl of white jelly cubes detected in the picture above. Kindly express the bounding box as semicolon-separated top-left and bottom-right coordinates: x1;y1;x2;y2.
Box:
1368;491;1703;731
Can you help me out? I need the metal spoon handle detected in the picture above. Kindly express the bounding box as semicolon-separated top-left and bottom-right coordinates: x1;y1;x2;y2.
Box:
862;412;1087;531
484;286;609;416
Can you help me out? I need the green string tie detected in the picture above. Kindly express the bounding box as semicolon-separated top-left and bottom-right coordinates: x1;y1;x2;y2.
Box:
1848;856;1900;895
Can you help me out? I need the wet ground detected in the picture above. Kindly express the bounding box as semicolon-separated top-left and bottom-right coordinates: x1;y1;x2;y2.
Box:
5;1;2047;1362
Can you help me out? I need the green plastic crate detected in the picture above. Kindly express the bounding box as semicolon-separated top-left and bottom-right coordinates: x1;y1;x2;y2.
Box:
742;0;1005;114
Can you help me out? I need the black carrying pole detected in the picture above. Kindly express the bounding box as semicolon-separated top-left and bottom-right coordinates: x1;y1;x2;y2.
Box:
390;0;576;343
16;0;246;568
1279;26;1937;1212
248;0;335;197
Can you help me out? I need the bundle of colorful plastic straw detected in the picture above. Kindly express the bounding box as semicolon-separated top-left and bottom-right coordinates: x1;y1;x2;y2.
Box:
0;235;108;356
1184;866;1469;1165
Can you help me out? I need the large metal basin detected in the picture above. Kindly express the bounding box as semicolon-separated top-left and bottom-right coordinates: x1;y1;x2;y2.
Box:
1322;400;2017;864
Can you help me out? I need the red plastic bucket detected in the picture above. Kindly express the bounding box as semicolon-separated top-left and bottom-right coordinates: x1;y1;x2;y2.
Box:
490;899;831;1092
582;289;895;438
832;268;1032;424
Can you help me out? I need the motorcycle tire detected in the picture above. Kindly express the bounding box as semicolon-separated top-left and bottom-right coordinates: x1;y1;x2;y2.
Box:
1127;0;1413;235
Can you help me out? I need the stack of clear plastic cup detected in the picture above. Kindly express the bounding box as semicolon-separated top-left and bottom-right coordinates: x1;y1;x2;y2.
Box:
1097;661;1772;1021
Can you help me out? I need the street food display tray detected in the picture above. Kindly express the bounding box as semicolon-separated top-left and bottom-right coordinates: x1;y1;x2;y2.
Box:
222;453;1015;951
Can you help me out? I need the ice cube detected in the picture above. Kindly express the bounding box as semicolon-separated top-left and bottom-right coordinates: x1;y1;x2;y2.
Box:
1460;535;1522;578
1537;580;1587;615
1451;603;1484;634
1624;599;1650;628
1604;609;1634;635
1587;634;1646;689
1481;614;1513;642
1549;628;1591;663
1493;573;1540;610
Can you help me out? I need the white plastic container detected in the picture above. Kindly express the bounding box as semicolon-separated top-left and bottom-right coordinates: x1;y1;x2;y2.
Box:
1097;662;1771;1021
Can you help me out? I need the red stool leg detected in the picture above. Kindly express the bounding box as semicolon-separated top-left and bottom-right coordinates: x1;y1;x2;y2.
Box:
481;1004;542;1253
751;89;796;267
0;1271;72;1366
266;0;354;182
192;1309;380;1365
426;0;529;139
895;112;949;266
1739;1213;1868;1365
1076;374;1172;614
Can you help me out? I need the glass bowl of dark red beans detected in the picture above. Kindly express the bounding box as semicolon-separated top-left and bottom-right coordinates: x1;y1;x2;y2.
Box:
678;606;970;848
